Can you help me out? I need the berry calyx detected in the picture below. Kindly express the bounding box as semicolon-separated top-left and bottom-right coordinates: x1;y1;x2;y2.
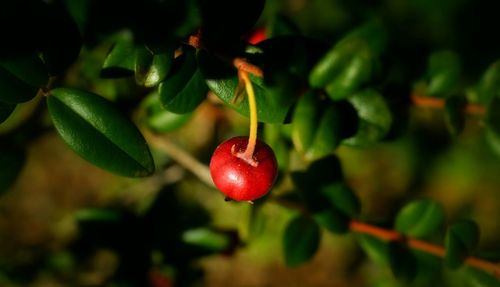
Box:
209;136;278;201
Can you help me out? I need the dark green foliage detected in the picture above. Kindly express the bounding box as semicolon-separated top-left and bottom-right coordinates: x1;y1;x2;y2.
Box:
0;101;15;123
283;214;321;267
0;144;25;193
394;199;445;238
388;242;417;282
47;88;154;177
445;220;480;269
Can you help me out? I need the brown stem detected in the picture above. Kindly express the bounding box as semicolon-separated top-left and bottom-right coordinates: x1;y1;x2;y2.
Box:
349;220;500;278
411;93;486;116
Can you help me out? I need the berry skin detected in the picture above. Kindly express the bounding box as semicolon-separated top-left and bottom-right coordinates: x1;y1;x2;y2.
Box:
209;136;278;202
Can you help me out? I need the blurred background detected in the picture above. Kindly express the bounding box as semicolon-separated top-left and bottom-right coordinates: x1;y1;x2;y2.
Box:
1;0;500;286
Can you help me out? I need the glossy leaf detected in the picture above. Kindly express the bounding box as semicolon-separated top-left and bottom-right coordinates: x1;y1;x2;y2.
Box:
477;60;500;104
445;220;480;269
0;145;25;193
0;101;15;123
283;215;321;267
159;47;208;114
101;37;136;78
444;95;466;136
0;66;39;104
135;46;174;87
320;183;361;218
47;88;154;177
1;54;48;88
307;105;342;160
343;89;392;147
198;49;292;123
388;242;417;282
394;199;444;238
426;50;461;98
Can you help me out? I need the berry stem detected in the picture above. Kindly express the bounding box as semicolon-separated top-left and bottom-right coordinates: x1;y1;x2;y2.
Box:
238;69;258;162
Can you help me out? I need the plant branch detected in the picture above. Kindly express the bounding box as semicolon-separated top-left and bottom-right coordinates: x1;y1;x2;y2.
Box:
143;129;214;188
411;93;486;115
349;220;500;278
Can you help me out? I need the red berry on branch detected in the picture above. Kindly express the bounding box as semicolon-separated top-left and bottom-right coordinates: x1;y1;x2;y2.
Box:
209;136;278;202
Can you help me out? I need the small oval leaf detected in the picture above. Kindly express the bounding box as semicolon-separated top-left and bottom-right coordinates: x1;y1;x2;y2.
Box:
291;90;320;154
445;219;480;270
101;37;136;78
135;46;174;87
159;47;208;114
0;66;39;104
307;105;342;160
1;54;48;88
478;60;500;104
283;215;321;267
388;242;417;282
325;53;372;100
47;88;154;177
444;95;467;136
343;89;392;147
320;183;361;218
394;199;445;238
313;208;349;234
426;50;461;98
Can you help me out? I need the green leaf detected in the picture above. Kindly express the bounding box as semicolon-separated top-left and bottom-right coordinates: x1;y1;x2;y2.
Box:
343;89;392;147
307;105;342;160
444;95;467;136
477;60;500;104
75;208;121;222
313;208;349;234
388;242;417;282
357;234;389;264
47;88;154;177
268;14;300;37
182;228;230;252
0;101;15;123
198;49;292;123
465;267;500;287
485;98;500;157
101;36;136;78
394;199;445;238
0;66;39;104
283;215;321;267
445;220;480;270
135;46;174;87
1;54;48;88
141;92;192;132
426;50;461;98
320;183;361;218
0;145;25;193
291;90;320;154
159;47;208;114
325;53;372;100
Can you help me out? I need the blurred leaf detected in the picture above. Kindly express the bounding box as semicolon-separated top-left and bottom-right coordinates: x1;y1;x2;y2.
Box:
0;101;15;123
320;182;361;218
182;228;230;252
291;90;320;154
101;36;136;78
325;53;372;100
283;215;321;267
426;50;461;98
141;92;192;132
313;208;349;234
477;60;500;104
343;89;392;147
0;145;25;193
357;234;389;264
47;88;154;177
485;98;500;157
309;45;350;89
135;46;174;87
465;267;500;287
268;14;300;37
444;95;467;136
394;199;444;238
307;105;343;159
198;49;291;123
1;54;48;88
75;208;121;222
159;47;208;114
388;242;417;282
445;220;480;270
0;66;39;104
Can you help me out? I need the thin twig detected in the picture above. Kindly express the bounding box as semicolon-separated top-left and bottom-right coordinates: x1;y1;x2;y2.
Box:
411;93;486;116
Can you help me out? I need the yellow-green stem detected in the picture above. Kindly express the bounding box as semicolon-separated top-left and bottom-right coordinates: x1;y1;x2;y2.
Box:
239;70;258;162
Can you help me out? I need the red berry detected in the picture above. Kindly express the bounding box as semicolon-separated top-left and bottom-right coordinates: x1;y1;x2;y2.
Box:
209;136;278;201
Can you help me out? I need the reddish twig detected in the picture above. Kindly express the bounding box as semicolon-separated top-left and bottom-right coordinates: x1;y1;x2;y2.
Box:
350;220;500;278
411;93;486;116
